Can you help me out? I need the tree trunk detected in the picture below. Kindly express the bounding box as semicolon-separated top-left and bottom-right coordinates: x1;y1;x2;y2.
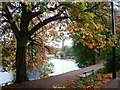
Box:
98;48;101;61
15;39;28;83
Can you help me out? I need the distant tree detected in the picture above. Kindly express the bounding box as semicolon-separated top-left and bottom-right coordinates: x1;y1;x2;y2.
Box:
60;46;74;59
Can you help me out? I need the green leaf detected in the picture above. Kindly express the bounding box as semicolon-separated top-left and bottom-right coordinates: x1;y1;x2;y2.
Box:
73;21;78;25
80;30;86;34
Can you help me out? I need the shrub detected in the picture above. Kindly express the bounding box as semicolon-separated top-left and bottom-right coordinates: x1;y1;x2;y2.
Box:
72;43;97;68
96;67;108;74
104;43;120;72
75;73;98;88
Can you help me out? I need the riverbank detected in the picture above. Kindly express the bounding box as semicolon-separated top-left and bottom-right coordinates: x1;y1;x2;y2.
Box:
0;58;79;86
2;62;103;89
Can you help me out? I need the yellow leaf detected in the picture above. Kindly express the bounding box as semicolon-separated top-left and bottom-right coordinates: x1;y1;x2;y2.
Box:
79;28;84;30
82;35;86;39
93;22;98;29
25;1;28;6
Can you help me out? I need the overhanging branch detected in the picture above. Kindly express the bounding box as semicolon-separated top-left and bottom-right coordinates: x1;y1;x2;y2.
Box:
2;3;20;39
28;4;64;22
28;14;68;38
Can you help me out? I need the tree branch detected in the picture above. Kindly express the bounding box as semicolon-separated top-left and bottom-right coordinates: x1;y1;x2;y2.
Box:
84;3;100;12
28;3;63;22
28;14;68;38
28;11;43;21
2;3;20;39
20;3;29;32
2;19;9;23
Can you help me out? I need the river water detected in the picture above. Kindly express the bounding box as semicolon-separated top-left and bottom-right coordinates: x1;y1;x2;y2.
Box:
0;59;79;86
49;59;79;76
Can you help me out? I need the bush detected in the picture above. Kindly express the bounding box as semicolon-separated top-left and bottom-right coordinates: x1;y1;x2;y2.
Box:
104;43;120;72
116;43;120;70
39;62;54;78
75;73;98;88
72;43;97;68
96;67;108;74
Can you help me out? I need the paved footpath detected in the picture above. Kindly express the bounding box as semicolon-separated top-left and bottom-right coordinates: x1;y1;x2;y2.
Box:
101;74;120;90
2;62;103;89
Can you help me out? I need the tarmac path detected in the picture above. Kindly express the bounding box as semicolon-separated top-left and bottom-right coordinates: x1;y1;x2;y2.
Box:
2;62;104;89
102;74;120;90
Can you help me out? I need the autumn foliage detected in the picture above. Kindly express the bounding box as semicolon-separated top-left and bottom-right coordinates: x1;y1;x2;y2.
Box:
67;2;118;50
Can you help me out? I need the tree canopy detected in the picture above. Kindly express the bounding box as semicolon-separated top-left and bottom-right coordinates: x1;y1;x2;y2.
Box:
64;2;118;67
67;2;117;49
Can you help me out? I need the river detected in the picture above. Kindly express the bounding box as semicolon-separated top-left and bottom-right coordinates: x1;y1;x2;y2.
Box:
49;59;79;76
0;59;79;86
